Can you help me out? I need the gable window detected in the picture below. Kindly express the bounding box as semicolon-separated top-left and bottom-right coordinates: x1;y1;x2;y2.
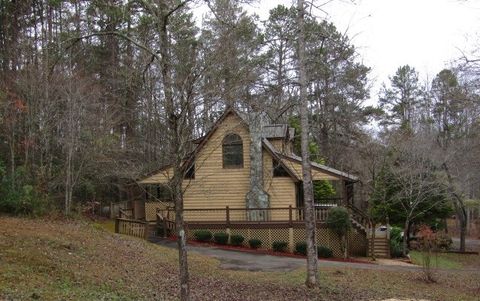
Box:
273;159;289;177
223;133;243;168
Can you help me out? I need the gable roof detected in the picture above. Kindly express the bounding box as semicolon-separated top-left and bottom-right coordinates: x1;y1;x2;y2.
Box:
276;153;358;182
262;138;299;181
138;108;358;184
190;107;247;160
262;124;288;139
138;108;247;184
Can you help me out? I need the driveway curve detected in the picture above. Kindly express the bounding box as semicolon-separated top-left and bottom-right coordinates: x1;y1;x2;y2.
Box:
150;238;424;272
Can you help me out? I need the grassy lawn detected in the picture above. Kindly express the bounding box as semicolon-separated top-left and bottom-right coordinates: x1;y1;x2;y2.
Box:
94;219;116;233
1;216;479;301
410;250;480;270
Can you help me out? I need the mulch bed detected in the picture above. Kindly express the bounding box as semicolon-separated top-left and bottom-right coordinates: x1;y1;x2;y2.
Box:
166;236;373;264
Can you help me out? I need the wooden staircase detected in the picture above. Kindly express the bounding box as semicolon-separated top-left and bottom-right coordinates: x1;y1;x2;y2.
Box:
345;203;391;258
368;237;390;258
351;218;366;234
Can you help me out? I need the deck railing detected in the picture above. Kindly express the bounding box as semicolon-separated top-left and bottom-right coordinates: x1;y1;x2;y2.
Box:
115;218;151;239
119;208;133;219
157;205;336;225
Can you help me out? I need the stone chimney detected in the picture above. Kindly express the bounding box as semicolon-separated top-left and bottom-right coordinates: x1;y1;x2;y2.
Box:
245;111;270;220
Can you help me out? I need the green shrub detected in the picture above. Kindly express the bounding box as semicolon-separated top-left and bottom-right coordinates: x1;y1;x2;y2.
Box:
248;238;262;249
326;207;351;236
272;241;288;252
389;226;404;257
213;232;229;245
390;226;403;243
230;234;245;246
194;230;212;242
317;246;333;258
0;162;51;217
390;239;403;258
326;207;351;257
295;241;307;255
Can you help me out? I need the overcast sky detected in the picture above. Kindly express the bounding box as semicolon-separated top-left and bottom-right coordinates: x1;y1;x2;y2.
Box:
195;0;480;105
247;0;480;105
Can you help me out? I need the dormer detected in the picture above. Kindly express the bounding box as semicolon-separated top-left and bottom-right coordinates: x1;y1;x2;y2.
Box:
261;124;295;155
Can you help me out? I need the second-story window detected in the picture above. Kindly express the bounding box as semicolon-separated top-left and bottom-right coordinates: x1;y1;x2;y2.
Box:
222;133;243;168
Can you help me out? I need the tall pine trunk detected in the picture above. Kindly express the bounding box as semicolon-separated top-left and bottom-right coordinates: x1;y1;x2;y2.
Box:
297;0;318;287
158;13;190;300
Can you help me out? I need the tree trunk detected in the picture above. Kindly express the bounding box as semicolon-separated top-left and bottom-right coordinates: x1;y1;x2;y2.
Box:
402;219;409;257
158;11;190;300
65;147;73;215
297;0;318;288
173;175;190;301
370;222;376;261
442;163;467;252
458;213;467;252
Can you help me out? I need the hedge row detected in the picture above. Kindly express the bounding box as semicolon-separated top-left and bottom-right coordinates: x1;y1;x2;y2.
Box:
193;230;262;248
193;231;333;257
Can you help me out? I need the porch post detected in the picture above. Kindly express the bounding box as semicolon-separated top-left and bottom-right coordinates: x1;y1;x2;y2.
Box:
288;205;293;227
163;219;168;238
226;206;230;226
226;206;231;243
144;221;150;240
289;227;294;252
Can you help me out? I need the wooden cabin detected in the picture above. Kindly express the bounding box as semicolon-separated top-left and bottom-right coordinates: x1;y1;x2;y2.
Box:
118;109;383;257
139;109;358;218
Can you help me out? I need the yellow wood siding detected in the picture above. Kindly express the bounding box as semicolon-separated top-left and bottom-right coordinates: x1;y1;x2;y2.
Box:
138;112;342;222
267;139;293;156
268;139;284;153
263;149;296;220
183;114;251;219
182;113;296;221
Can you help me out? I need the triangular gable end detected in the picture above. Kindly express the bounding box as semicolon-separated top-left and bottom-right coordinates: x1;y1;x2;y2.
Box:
138;107;249;184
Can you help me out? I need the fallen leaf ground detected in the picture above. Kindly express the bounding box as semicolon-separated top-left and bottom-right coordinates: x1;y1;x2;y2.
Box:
0;216;478;301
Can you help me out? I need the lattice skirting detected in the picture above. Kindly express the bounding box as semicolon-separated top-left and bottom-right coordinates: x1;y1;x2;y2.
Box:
183;223;367;257
348;230;368;256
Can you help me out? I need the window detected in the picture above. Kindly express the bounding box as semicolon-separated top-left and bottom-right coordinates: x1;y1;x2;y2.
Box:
222;133;243;168
273;159;289;177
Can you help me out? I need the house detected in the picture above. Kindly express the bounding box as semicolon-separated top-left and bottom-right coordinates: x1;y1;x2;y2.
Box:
118;109;382;257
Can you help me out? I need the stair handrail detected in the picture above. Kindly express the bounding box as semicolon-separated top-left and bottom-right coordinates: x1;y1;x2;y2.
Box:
345;203;370;230
119;208;133;219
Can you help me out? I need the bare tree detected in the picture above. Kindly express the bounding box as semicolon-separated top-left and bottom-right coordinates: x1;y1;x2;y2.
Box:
69;1;200;299
297;0;318;287
390;136;449;256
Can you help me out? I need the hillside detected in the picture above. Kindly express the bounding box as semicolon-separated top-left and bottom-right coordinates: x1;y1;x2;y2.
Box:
0;217;478;301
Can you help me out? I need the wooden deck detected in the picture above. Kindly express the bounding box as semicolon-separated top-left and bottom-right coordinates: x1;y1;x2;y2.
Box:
114;205;382;257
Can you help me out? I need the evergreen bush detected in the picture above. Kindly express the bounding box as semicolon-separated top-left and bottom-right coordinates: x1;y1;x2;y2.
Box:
317;246;333;258
193;230;212;242
295;241;307;255
248;238;262;249
272;241;288;252
213;232;229;245
230;234;245;246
